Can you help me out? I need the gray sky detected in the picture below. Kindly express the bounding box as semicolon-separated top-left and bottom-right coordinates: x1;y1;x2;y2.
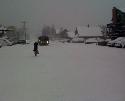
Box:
0;0;125;33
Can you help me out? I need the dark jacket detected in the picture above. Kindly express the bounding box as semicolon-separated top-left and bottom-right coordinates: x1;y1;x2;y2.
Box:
33;42;38;51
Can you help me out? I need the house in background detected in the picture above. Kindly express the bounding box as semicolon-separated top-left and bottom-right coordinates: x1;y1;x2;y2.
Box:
6;26;18;43
0;24;29;44
68;26;103;44
107;7;125;39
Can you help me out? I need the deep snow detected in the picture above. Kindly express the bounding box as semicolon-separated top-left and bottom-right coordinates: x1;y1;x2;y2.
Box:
0;42;125;101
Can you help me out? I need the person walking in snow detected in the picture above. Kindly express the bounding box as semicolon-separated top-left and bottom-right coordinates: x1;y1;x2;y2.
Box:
33;41;39;56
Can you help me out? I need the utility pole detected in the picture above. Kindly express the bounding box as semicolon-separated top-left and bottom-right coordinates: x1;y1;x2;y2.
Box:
21;21;27;42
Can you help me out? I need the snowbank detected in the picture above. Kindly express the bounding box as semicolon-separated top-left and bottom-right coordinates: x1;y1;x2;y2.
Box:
71;37;84;43
0;37;12;47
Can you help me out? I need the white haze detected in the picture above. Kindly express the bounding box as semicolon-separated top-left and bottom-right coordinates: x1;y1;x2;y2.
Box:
0;0;125;34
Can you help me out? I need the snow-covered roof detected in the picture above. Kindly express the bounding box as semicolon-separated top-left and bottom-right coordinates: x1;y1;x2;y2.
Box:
120;8;125;12
78;26;102;36
68;26;102;38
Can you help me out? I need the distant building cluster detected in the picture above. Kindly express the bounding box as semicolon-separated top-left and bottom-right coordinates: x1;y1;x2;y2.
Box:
0;24;29;44
1;7;125;45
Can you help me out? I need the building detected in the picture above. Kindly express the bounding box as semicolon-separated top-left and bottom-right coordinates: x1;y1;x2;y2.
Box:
68;26;103;43
107;7;125;39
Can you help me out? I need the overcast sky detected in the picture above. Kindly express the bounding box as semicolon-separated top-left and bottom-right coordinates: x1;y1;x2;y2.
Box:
0;0;125;33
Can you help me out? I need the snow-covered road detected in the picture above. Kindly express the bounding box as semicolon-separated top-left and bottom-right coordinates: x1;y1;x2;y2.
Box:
0;42;125;101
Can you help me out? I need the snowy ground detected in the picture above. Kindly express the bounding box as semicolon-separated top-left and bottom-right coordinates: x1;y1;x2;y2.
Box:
0;42;125;101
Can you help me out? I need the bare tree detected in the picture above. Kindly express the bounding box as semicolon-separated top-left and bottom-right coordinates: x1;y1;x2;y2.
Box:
41;25;56;40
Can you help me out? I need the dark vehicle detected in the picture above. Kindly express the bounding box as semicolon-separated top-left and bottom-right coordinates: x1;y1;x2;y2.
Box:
38;36;49;46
